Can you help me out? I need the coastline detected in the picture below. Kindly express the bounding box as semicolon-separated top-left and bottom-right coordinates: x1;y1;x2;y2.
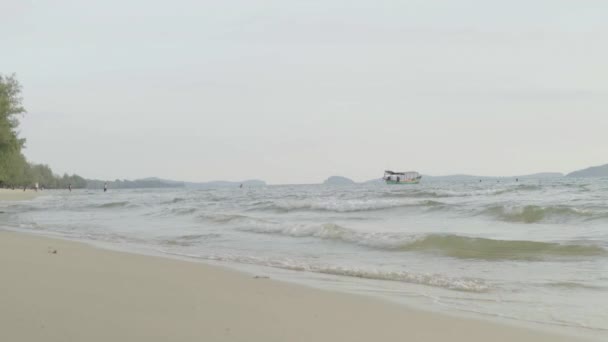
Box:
0;188;41;201
0;231;591;342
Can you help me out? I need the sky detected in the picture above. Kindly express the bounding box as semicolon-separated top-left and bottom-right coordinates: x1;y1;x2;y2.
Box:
2;0;608;184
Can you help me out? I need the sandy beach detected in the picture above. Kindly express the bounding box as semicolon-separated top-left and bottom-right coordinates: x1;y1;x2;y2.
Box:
0;188;41;201
0;189;40;201
0;231;590;342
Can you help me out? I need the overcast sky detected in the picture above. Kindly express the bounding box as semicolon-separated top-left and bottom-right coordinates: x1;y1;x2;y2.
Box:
2;0;607;183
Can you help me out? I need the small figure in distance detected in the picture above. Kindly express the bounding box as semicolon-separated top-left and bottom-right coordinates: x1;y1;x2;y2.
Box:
104;182;108;192
68;183;72;192
239;184;243;189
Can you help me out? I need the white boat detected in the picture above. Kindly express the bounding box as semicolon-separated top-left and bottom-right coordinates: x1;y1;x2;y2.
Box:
383;170;422;184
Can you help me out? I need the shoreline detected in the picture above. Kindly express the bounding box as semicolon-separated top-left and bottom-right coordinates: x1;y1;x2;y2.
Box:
0;188;42;201
0;230;593;342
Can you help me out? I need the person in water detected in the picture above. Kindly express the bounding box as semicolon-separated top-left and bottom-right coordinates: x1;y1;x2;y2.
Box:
104;182;108;192
68;183;72;192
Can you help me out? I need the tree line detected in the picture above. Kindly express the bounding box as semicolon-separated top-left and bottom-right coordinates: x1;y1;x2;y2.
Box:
0;74;85;189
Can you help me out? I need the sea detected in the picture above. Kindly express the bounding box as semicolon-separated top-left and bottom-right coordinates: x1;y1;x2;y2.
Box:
1;178;607;339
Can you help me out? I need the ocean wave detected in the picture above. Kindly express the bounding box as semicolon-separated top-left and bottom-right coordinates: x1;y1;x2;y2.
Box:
96;201;132;208
238;223;606;261
489;184;543;196
311;266;488;292
170;207;198;215
482;205;601;223
195;213;273;225
397;235;606;260
545;281;607;291
381;185;542;199
514;184;543;191
162;197;186;204
239;222;359;240
174;253;489;292
148;206;198;217
255;198;445;213
160;233;221;246
380;190;454;198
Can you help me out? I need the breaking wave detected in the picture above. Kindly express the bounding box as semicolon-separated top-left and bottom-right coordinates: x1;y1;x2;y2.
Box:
311;266;488;292
149;206;198;217
160;233;222;246
397;234;606;260
169;253;489;292
381;185;542;199
256;199;445;213
238;223;606;261
96;201;132;208
482;205;603;223
380;190;454;198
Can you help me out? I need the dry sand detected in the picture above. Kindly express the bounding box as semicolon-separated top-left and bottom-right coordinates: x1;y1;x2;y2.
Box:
0;231;591;342
0;188;41;201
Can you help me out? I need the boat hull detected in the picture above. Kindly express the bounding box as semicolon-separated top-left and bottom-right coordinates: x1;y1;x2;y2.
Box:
385;180;420;185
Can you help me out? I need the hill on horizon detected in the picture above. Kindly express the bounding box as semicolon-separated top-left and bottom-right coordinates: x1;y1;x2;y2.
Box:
422;172;564;181
88;165;608;188
324;176;355;185
362;172;563;184
567;163;608;178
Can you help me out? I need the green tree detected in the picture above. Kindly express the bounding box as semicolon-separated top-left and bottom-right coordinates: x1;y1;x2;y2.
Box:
1;73;87;189
0;74;28;186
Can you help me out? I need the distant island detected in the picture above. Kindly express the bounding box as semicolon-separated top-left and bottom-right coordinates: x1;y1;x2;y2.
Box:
567;163;608;178
324;176;355;185
421;172;564;182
